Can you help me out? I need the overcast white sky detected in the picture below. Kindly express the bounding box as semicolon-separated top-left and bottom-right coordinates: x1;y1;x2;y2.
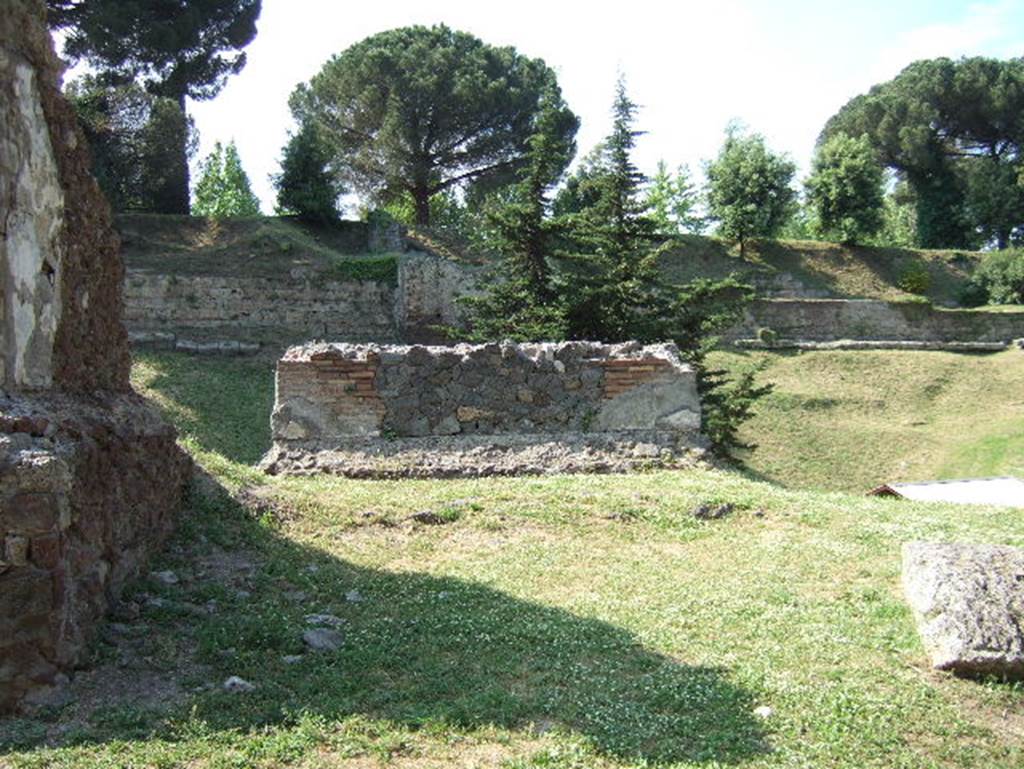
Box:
182;0;1024;213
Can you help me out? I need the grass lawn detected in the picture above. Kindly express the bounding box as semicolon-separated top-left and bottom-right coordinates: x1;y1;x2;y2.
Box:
1;351;1021;768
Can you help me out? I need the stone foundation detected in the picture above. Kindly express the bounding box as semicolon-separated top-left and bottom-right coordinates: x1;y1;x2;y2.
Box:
262;341;704;477
0;393;190;711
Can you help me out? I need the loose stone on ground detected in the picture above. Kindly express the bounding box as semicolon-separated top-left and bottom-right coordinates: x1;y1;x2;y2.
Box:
303;628;344;652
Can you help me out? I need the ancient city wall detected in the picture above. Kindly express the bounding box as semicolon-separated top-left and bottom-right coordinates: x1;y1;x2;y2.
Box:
124;272;401;345
0;1;188;712
729;299;1024;344
263;341;703;477
123;260;1024;352
124;249;481;349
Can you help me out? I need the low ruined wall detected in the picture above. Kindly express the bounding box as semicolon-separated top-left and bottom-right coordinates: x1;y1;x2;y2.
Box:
0;394;189;711
263;341;703;477
729;299;1024;344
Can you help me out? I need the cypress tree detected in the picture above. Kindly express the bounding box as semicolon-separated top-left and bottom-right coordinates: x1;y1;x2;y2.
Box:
192;140;261;218
274;122;344;223
460;89;576;341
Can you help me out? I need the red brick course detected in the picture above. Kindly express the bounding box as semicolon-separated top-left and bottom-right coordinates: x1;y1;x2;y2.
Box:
600;358;674;398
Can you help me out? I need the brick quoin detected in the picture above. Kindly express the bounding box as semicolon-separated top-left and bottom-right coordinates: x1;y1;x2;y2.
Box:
600;358;674;399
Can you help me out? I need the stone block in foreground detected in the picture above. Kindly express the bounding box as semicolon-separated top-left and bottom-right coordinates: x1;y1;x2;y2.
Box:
902;541;1024;679
262;341;704;477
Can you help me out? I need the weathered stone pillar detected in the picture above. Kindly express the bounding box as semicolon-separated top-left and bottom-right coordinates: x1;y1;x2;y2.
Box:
0;0;189;712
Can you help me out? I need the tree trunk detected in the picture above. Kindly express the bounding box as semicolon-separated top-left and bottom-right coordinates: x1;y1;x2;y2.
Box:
412;186;431;226
167;92;190;214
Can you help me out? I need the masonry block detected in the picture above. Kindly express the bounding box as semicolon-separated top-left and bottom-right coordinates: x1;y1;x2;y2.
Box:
264;341;703;477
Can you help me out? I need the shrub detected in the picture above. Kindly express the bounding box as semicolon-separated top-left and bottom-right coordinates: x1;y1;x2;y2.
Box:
327;255;399;286
967;250;1024;305
896;262;931;295
957;280;990;307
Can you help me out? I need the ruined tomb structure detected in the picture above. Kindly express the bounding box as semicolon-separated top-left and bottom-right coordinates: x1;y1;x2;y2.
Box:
263;341;705;477
1;0;190;711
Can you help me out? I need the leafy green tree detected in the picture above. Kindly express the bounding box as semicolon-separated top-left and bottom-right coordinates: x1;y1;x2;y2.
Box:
289;24;578;226
705;125;796;258
48;0;262;213
865;180;918;248
776;199;817;240
645;161;703;235
192;140;261;218
273;122;344;223
822;56;1024;248
964;155;1024;249
805;134;885;244
65;75;196;213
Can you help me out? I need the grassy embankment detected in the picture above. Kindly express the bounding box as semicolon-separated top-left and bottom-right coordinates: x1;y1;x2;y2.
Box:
1;350;1021;769
716;347;1024;492
659;236;983;305
120;213;1011;307
117;214;402;284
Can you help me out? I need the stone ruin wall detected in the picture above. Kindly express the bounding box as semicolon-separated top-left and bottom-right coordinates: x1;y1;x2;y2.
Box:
123;248;483;351
0;1;189;712
124;272;401;348
123;258;1024;353
727;299;1024;346
263;341;703;477
1;4;130;392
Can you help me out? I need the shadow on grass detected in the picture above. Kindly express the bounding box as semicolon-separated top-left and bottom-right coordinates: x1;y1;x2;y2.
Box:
1;481;768;766
132;351;276;465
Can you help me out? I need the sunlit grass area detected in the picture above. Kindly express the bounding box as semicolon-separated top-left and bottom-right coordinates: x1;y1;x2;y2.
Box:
2;351;1021;768
716;347;1024;492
